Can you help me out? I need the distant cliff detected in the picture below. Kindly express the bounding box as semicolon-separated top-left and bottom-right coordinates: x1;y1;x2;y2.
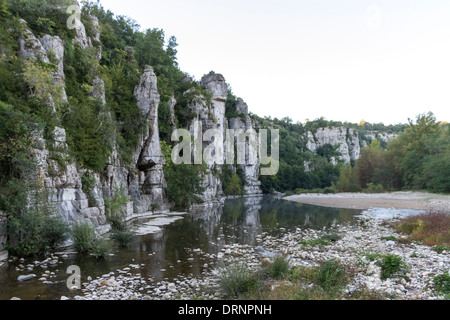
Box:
305;127;398;165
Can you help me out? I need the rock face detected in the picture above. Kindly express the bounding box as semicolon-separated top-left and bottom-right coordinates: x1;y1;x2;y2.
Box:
39;34;68;102
305;127;398;164
18;21;49;62
200;73;228;132
307;127;361;164
188;73;262;202
361;131;398;148
22;16;169;232
18;20;68;110
228;103;262;196
188;73;228;203
134;66;168;210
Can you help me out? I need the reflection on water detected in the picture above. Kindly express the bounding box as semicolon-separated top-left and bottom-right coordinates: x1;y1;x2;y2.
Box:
0;196;360;300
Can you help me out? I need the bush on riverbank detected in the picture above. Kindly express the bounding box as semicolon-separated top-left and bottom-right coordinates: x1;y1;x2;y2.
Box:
378;254;405;280
71;221;110;258
395;213;450;246
433;273;450;296
218;261;261;298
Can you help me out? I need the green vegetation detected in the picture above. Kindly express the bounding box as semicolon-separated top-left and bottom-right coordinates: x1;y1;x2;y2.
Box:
301;238;331;248
221;165;244;196
7;0;75;38
433;273;450;296
219;258;354;300
349;113;450;193
0;103;69;256
378;254;405;280
104;186;135;247
261;256;291;279
161;141;205;210
219;261;261;298
395;213;449;247
254;116;341;194
71;221;97;253
433;245;450;254
71;221;110;258
1;0;448;263
316;260;346;292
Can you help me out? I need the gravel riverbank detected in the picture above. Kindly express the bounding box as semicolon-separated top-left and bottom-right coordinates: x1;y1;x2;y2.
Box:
284;192;450;211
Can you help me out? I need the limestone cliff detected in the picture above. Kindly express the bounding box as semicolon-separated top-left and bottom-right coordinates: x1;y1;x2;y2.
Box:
19;3;169;233
188;73;262;203
305;127;397;164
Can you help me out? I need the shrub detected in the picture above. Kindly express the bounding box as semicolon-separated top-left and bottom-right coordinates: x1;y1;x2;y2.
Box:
104;186;128;231
81;174;98;207
219;262;260;298
71;221;97;253
71;221;111;259
90;238;110;259
111;229;135;247
42;215;70;250
316;260;346;291
161;142;205;210
323;186;337;194
7;210;69;256
433;245;450;254
321;233;343;242
223;173;243;196
262;256;290;279
380;236;398;242
433;273;450;295
378;254;404;280
365;183;385;193
301;238;331;247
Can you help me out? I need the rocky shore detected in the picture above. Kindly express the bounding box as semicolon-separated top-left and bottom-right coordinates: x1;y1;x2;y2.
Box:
60;212;448;301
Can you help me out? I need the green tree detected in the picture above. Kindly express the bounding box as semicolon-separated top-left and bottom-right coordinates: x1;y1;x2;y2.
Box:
0;0;10;20
337;166;360;192
161;141;205;210
224;173;243;196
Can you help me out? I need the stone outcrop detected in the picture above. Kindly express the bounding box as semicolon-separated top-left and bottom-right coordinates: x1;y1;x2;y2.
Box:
361;131;398;148
39;34;68;102
305;127;398;165
18;21;49;62
32;65;170;229
18;20;68;109
23;21;169;231
200;73;228;131
134;66;168;210
307;127;361;164
187;73;228;203
228;101;262;196
188;73;262;202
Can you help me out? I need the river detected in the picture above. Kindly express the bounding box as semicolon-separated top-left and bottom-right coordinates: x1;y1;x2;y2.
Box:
0;196;361;300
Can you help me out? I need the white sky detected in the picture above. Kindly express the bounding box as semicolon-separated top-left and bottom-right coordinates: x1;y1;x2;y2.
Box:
92;0;450;125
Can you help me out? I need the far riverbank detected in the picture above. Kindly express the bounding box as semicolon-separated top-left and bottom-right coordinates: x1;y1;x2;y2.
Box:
284;192;450;212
